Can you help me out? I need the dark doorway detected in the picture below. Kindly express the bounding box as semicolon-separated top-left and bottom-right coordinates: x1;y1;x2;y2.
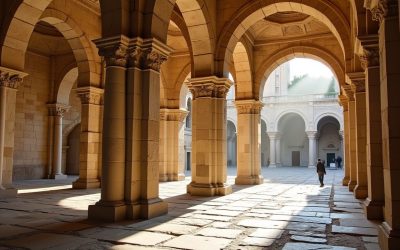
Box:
327;153;336;168
186;152;191;171
292;151;300;166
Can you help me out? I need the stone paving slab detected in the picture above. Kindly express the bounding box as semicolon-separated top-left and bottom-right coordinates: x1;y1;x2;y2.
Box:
282;242;356;250
163;235;232;250
291;235;327;243
195;227;242;239
240;237;275;247
0;225;35;239
339;219;377;228
249;228;284;239
289;230;326;238
145;223;199;235
332;225;378;236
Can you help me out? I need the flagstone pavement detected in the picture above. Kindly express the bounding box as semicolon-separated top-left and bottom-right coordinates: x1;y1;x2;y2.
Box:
0;167;380;250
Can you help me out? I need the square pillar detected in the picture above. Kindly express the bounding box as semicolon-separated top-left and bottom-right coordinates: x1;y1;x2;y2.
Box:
187;76;233;196
159;108;188;182
0;67;26;198
343;85;357;191
349;73;368;199
339;94;350;185
234;100;263;185
359;37;384;220
267;132;277;168
73;87;103;189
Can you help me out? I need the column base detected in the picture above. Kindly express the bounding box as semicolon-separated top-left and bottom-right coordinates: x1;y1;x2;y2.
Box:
88;201;127;222
126;198;168;219
235;175;264;185
379;222;400;250
0;187;17;198
72;178;101;189
159;173;186;182
363;198;384;220
51;174;67;180
342;177;349;186
269;164;277;168
354;185;368;199
348;180;357;191
187;182;232;196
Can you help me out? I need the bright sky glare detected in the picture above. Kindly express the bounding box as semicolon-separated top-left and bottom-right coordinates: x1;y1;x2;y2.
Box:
290;58;334;80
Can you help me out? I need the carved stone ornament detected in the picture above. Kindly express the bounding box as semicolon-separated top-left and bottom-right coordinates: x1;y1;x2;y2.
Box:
127;38;170;71
359;46;380;69
159;109;188;122
235;100;263;114
0;70;23;89
78;91;102;105
189;84;230;99
370;0;397;23
48;104;70;117
338;94;349;111
342;85;355;101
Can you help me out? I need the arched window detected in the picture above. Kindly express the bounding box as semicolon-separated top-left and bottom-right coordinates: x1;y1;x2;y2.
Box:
186;98;192;128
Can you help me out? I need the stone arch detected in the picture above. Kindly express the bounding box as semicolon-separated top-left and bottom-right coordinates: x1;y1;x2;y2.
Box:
232;42;253;100
276;111;308;131
1;3;99;87
256;45;344;100
315;113;343;131
227;119;237;132
57;67;78;105
148;0;215;77
215;1;351;77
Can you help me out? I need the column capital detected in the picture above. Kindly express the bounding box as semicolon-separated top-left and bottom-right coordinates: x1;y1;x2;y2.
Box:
160;108;188;122
75;86;104;105
347;72;366;93
342;84;355;101
368;0;397;23
0;66;27;89
358;35;379;69
338;94;349;111
188;76;233;99
306;131;319;139
128;38;171;71
47;103;70;117
93;35;130;67
235;99;263;114
267;131;280;139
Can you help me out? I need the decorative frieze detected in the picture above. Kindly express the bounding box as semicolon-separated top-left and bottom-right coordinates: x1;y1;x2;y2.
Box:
188;77;233;99
76;86;104;105
160;109;188;122
235;100;263;114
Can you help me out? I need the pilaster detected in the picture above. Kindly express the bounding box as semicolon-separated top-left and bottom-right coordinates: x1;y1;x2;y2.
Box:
306;131;318;168
339;94;350;186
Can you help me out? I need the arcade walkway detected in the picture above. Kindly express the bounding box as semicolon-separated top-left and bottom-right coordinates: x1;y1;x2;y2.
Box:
0;168;380;249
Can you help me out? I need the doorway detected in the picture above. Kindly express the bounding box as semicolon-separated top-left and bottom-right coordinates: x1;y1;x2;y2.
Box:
186;152;191;171
327;153;336;168
292;151;300;166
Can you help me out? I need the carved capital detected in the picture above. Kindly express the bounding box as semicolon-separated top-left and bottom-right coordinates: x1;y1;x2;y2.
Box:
306;131;319;139
0;67;26;89
48;103;70;117
358;36;380;69
347;72;366;93
188;77;233;99
338;94;349;111
75;86;104;105
94;36;129;67
267;132;280;140
160;108;188;122
342;85;355;102
128;38;170;71
235;100;263;114
370;0;397;23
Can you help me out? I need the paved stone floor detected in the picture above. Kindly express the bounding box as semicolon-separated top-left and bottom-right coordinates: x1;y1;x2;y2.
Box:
0;167;380;250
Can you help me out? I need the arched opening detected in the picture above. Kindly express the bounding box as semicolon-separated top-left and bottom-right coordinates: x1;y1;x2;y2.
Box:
277;113;307;167
227;120;237;169
317;116;343;168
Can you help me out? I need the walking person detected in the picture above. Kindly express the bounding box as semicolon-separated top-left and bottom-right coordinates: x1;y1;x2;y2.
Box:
316;159;326;187
336;155;342;169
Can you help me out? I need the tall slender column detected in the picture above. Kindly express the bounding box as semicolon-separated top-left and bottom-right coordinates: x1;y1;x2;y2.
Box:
73;87;103;189
359;37;384;219
307;131;318;168
159;108;188;182
187;76;232;196
268;132;277;168
275;133;281;167
349;73;368;199
88;36;129;222
48;104;69;179
0;68;24;198
343;85;357;191
235;100;263;185
339;95;350;185
124;38;169;219
370;1;400;248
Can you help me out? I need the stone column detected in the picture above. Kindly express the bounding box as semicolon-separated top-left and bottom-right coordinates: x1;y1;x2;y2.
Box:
275;133;282;167
343;85;357;191
349;73;368;199
339;94;350;185
159;108;188;182
268;132;277;168
359;37;384;220
187;76;233;196
307;131;318;168
88;36;129;222
73;87;103;189
124;38;169;219
235;99;263;185
0;68;24;198
370;1;400;248
48;104;69;179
